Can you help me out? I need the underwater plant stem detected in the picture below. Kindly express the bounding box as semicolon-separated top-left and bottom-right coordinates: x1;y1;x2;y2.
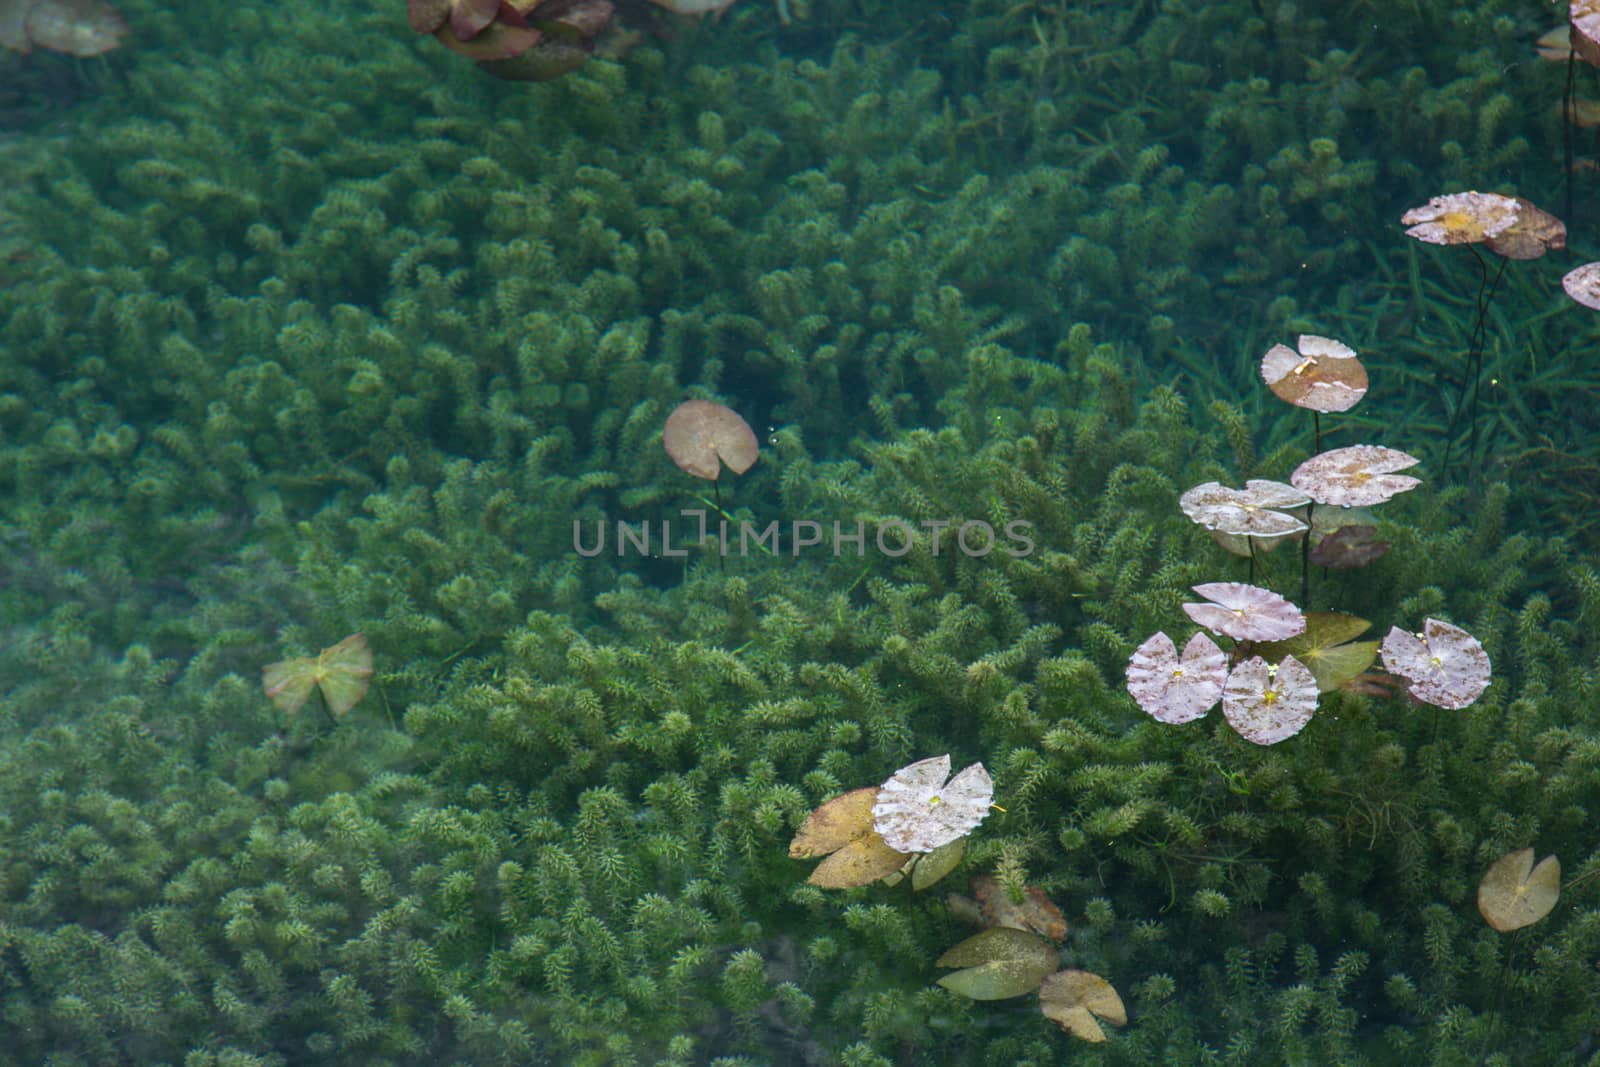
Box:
1440;248;1507;483
1466;255;1509;482
713;476;725;573
1301;502;1313;610
1303;411;1320;609
316;689;339;730
1566;49;1577;227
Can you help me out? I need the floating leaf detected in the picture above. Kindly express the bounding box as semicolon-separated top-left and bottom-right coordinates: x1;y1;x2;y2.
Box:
1484;198;1565;260
433;18;541;61
1183;582;1306;642
261;633;374;718
450;0;501;37
530;0;613;37
788;786;908;889
16;0;125;56
1126;631;1226;724
971;876;1069;942
1380;618;1492;709
872;755;993;854
807;836;907;889
1039;969;1127;1043
1178;480;1309;537
1221;655;1318;745
1574;0;1600;67
882;837;968;890
789;786;875;858
479;34;593;81
1260;335;1368;413
1562;262;1600;310
407;0;497;34
663;399;760;481
1560;97;1600;126
910;837;966;892
1291;445;1421;507
407;0;451;32
935;927;1058;1001
1254;612;1378;694
1401;191;1521;246
1478;847;1560;932
1537;24;1571;61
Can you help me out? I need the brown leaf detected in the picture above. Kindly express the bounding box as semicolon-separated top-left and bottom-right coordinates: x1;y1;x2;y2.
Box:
1260;335;1368;413
1039;969;1127;1043
1485;197;1566;260
663;399;760;481
807;835;908;889
789;787;877;858
433;18;540;61
789;787;909;889
1308;524;1389;570
971;876;1069;942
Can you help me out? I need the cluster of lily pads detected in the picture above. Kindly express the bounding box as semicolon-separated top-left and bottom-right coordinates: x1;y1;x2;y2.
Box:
406;0;627;82
653;420;1127;1040
1125;328;1492;744
787;755;1127;1043
250;307;1547;1045
404;0;744;83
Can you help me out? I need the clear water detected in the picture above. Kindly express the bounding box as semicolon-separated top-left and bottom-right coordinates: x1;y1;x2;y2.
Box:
1;1;1598;1063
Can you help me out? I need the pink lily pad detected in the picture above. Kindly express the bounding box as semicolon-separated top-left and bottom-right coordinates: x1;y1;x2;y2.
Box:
1126;631;1227;724
1183;582;1306;642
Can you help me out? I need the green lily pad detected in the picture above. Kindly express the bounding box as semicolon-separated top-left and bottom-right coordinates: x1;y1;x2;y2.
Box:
935;927;1058;1000
912;838;965;891
1255;611;1377;693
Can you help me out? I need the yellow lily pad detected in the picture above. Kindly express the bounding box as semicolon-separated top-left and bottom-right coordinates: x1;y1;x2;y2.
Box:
1478;847;1560;932
1039;969;1126;1043
789;787;908;889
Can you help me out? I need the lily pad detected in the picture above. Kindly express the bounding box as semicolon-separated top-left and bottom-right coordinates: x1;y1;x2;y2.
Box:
663;399;760;481
1254;612;1378;694
971;876;1069;942
1039;969;1127;1043
935;927;1058;1000
1478;847;1561;932
262;633;374;718
909;838;966;891
788;787;908;889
